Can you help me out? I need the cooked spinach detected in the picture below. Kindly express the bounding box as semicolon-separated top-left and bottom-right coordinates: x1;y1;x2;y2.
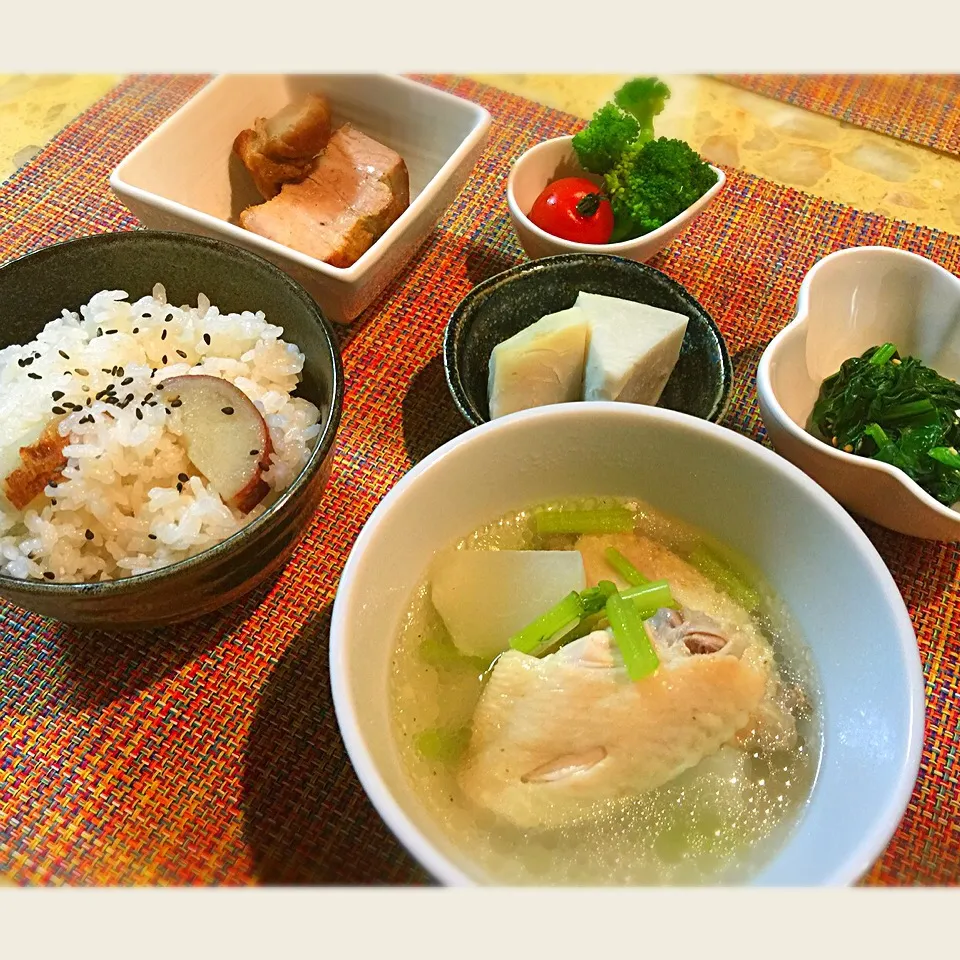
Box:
811;343;960;506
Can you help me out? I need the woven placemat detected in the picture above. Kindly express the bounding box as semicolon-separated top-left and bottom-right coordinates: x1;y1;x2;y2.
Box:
0;74;958;886
718;74;960;157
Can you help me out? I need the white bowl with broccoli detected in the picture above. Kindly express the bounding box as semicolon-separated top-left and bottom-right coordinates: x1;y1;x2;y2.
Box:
506;78;725;263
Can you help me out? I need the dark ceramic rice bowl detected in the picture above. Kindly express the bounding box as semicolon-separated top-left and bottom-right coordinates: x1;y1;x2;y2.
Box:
0;230;343;628
444;254;732;428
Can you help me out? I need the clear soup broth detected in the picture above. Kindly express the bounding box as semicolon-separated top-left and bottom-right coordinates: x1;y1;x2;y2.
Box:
389;497;821;885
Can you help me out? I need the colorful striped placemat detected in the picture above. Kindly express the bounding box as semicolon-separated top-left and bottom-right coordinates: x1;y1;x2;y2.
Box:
718;74;960;157
0;74;958;886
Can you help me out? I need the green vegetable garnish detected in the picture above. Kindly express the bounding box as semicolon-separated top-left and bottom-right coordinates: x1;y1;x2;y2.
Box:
605;592;660;681
688;544;760;611
619;578;678;613
534;507;634;535
604;546;649;586
811;343;960;506
507;579;675;660
508;590;584;655
579;579;618;616
415;726;470;763
570;76;717;242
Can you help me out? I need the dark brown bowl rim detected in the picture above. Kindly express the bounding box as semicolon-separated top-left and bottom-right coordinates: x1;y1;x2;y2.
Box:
443;253;733;429
0;230;345;596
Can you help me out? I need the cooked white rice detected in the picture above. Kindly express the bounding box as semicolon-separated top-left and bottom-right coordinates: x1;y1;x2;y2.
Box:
0;285;322;582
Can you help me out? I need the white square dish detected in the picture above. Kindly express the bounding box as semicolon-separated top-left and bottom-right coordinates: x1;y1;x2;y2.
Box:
109;74;491;323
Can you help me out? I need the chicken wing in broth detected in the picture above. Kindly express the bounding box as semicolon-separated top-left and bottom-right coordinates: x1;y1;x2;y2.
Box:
389;498;819;885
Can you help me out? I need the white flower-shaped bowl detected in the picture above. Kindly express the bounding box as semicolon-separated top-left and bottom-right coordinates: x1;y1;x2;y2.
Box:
506;136;725;263
757;246;960;541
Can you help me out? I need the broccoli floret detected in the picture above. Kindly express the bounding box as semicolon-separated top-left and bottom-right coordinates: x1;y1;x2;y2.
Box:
604;137;718;241
613;77;671;143
571;77;672;175
572;103;641;175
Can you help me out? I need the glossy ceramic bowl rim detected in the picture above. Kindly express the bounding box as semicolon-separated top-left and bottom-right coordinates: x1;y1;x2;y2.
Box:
443;253;734;428
506;135;726;256
0;230;345;597
757;245;960;527
329;401;924;887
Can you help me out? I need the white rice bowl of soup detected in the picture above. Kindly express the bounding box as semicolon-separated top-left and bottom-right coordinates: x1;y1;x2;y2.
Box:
330;402;923;886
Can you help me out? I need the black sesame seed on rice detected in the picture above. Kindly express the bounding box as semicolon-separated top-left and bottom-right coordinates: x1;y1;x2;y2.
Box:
117;367;124;377
43;571;55;580
162;355;168;365
74;368;88;376
221;406;234;415
51;406;66;415
135;408;143;420
176;482;183;493
178;473;189;482
249;449;259;456
148;533;157;540
170;398;182;408
23;356;34;366
165;407;171;415
176;350;187;359
58;350;70;360
161;329;167;341
52;390;64;400
50;500;57;506
143;392;153;402
105;329;118;335
132;327;139;334
27;372;41;380
85;529;94;541
203;333;211;345
121;377;133;386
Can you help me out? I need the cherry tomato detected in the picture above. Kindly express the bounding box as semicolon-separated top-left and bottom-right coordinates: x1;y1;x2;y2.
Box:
527;177;614;245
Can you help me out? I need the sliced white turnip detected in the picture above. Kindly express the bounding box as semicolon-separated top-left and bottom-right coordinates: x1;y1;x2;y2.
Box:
159;375;273;514
430;549;587;659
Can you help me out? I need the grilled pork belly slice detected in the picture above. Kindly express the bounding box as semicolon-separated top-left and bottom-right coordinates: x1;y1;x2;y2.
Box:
240;124;410;268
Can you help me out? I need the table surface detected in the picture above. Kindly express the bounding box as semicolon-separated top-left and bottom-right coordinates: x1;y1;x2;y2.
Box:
3;73;960;236
0;73;956;888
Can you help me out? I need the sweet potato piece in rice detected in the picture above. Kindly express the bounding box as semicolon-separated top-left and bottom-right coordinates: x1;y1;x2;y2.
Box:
3;420;68;510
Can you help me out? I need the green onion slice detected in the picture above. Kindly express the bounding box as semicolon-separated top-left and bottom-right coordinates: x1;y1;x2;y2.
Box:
604;546;649;586
534;507;634;535
508;591;584;655
605;592;660;681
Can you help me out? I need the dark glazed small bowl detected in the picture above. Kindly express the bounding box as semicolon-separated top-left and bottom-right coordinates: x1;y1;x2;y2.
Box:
444;254;732;428
0;230;344;628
